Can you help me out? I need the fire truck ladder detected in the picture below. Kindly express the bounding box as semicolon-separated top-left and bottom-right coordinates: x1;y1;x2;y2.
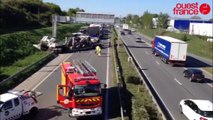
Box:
73;60;96;75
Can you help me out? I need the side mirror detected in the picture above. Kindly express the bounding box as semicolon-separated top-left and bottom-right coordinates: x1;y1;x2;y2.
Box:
101;83;107;88
104;84;107;88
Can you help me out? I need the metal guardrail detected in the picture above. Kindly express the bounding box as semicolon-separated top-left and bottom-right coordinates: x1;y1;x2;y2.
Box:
112;29;124;120
0;52;56;93
116;29;173;120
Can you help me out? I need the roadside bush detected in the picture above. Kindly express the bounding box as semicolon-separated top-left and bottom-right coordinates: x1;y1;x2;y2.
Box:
127;76;141;85
132;98;149;120
181;34;188;41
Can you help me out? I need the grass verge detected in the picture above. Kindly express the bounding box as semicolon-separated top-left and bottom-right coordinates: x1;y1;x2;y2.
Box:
0;51;48;78
0;24;83;93
0;53;56;93
0;23;83;67
138;28;213;60
203;67;213;75
112;28;162;120
0;23;82;78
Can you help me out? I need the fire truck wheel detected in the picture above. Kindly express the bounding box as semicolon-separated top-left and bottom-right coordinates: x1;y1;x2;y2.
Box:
68;109;74;118
29;107;39;117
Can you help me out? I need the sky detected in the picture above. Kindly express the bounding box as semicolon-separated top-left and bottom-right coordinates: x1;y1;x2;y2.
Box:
43;0;212;20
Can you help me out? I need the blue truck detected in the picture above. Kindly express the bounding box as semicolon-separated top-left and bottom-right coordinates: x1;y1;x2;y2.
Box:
151;36;188;66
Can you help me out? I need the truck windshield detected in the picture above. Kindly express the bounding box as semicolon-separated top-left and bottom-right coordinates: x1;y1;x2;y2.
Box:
87;27;100;37
74;84;101;97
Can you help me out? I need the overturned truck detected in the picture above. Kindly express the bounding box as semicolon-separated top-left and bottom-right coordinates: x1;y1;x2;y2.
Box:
33;33;102;53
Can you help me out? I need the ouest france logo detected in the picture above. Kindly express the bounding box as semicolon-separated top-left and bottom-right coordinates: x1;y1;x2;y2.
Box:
173;2;211;15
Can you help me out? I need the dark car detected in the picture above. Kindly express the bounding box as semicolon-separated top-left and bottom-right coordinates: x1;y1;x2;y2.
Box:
183;69;205;82
120;31;125;35
135;37;141;42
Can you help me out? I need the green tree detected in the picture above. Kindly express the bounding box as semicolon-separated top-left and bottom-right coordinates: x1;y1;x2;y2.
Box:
152;13;159;18
141;11;153;29
157;12;169;28
68;8;84;16
45;2;62;15
61;10;68;16
0;0;64;30
132;15;140;25
125;14;133;24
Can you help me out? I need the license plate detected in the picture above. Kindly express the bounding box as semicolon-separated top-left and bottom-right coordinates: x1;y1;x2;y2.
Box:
86;111;91;114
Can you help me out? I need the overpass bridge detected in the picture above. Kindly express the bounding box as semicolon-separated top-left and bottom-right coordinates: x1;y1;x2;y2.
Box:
55;12;115;25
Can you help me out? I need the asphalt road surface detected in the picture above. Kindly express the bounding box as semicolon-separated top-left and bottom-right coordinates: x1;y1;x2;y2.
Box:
12;29;120;120
119;31;213;120
29;39;112;120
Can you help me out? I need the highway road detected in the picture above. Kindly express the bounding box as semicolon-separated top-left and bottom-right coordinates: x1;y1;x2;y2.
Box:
13;38;119;120
119;31;213;120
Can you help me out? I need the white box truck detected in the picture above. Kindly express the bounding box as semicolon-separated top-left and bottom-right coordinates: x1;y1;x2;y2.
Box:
122;24;129;30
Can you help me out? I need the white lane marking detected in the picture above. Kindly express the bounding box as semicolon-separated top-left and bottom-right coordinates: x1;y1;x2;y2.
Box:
104;39;110;120
145;42;152;47
156;61;160;65
32;54;72;90
207;83;213;88
174;78;182;85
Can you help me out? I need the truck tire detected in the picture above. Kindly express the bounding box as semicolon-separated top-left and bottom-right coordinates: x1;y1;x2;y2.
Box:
179;105;183;114
183;73;186;77
189;77;194;82
165;59;168;64
29;107;39;117
68;109;75;118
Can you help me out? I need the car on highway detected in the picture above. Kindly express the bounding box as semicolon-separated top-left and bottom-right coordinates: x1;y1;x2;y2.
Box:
183;68;205;82
127;30;131;34
179;99;213;120
120;31;125;35
135;37;141;42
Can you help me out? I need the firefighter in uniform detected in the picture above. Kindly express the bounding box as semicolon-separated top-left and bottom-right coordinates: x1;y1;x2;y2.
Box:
95;45;101;56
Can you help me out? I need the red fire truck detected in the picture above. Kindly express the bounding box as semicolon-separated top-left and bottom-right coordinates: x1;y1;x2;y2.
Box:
56;60;106;117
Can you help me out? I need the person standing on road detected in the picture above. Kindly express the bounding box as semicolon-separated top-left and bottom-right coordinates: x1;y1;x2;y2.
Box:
96;45;101;56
